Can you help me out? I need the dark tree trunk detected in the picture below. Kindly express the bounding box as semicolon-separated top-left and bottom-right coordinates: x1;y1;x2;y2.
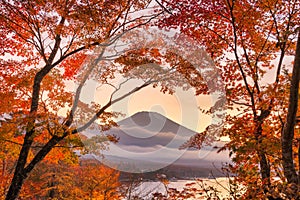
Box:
259;150;271;181
282;31;300;184
5;170;27;200
255;121;271;184
5;71;45;200
5;135;62;200
5;130;35;200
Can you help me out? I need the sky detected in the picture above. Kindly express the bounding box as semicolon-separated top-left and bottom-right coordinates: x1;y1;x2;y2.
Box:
69;77;216;133
61;24;296;138
63;54;295;140
66;26;227;134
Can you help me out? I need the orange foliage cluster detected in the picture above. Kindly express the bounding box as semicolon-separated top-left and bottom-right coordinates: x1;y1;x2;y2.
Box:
0;157;120;200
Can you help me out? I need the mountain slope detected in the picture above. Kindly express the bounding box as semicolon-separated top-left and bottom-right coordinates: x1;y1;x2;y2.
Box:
107;111;197;148
83;111;231;177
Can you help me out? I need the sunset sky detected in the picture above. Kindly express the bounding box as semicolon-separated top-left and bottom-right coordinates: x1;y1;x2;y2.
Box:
74;77;215;133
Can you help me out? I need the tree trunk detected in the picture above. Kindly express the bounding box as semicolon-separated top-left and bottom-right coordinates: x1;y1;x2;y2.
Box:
5;133;34;199
6;135;62;199
5;65;60;199
255;122;271;184
282;30;300;184
259;150;271;181
5;169;27;200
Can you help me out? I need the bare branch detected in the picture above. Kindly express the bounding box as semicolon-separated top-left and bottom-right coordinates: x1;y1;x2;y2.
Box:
154;0;172;15
73;79;156;134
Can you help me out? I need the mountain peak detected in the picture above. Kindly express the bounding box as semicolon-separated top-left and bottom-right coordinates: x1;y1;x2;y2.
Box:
120;111;173;128
131;111;166;118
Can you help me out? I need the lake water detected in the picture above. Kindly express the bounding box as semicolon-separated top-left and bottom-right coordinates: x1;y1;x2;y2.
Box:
123;178;231;199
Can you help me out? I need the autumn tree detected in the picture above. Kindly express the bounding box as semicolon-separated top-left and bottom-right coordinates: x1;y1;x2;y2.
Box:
159;0;300;198
75;161;120;200
0;0;218;199
21;159;120;200
0;0;169;199
19;154;78;199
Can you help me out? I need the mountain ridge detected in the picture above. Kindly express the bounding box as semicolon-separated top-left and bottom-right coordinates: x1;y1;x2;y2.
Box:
106;111;198;149
94;111;231;177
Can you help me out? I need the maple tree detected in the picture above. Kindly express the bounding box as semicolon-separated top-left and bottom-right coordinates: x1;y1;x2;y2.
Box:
1;0;214;198
159;0;300;198
19;160;120;200
0;0;172;199
75;161;120;199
